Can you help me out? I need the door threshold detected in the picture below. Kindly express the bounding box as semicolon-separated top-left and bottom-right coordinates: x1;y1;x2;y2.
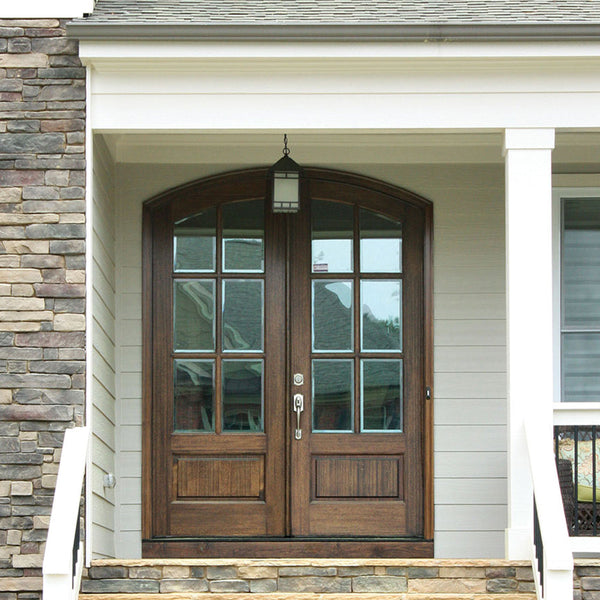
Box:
143;539;434;558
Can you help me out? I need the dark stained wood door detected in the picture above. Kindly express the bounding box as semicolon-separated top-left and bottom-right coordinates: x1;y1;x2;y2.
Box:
290;172;427;538
144;172;287;539
143;168;433;555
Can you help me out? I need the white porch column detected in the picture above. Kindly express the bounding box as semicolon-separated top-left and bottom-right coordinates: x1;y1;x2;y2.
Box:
503;128;555;559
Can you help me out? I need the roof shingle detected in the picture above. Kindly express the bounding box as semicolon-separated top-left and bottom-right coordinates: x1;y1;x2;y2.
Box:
76;0;600;25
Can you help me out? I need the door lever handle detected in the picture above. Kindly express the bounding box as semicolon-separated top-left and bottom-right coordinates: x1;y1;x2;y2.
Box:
293;393;304;440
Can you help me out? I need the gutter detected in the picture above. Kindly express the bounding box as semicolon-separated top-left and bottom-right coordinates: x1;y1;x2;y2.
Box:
67;22;600;42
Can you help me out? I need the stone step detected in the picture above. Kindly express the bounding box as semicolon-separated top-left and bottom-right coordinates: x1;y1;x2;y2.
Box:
80;559;535;597
80;595;537;600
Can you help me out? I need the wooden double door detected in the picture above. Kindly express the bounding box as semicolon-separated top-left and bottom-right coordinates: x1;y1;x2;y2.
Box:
143;169;432;556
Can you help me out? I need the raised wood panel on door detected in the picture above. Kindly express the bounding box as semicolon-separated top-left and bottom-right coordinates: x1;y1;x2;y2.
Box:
314;456;402;498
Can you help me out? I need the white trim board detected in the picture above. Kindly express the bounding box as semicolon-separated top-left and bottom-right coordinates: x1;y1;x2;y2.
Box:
3;0;93;17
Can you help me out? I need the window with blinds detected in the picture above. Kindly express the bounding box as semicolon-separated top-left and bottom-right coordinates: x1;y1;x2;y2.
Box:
562;197;600;402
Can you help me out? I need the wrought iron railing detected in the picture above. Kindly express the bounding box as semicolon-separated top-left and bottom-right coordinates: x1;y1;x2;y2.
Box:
533;497;544;597
72;512;81;586
554;425;600;536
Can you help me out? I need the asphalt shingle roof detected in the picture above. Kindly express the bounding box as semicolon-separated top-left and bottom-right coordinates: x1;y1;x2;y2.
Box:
78;0;600;25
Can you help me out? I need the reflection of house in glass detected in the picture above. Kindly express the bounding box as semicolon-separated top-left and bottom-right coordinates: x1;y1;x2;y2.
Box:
313;360;353;431
174;360;215;432
222;361;263;432
223;280;263;351
312;280;403;432
362;281;402;351
362;360;403;432
313;281;353;350
173;199;266;434
174;208;217;272
174;280;215;351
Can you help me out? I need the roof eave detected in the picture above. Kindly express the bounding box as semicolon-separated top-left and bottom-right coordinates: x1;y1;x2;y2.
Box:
67;22;600;42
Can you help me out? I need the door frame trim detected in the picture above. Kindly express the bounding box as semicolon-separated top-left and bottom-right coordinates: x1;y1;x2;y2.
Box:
142;167;434;553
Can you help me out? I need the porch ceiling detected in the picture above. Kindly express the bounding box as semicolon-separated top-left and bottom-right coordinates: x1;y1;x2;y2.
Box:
98;130;600;171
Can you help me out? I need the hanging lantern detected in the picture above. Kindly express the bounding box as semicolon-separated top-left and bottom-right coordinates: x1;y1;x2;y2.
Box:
269;134;302;213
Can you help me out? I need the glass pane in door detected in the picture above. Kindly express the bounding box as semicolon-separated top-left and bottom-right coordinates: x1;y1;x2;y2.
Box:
360;209;402;273
173;280;215;351
174;208;216;272
312;359;353;432
312;280;353;351
222;360;264;432
361;359;403;431
361;280;402;351
222;280;263;351
312;200;353;273
223;200;264;272
174;359;215;432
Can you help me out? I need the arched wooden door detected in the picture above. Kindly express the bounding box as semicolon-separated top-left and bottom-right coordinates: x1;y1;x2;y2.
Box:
142;168;433;557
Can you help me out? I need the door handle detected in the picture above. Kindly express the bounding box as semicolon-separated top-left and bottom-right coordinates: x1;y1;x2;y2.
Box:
293;393;304;440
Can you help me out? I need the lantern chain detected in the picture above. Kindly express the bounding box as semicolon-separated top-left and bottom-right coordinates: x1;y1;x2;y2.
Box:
283;134;290;156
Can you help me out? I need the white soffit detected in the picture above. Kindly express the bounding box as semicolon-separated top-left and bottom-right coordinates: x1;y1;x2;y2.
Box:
99;130;600;166
105;131;503;165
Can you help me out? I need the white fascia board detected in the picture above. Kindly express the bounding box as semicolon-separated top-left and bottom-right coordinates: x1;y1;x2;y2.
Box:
3;0;94;18
78;40;600;63
88;90;600;131
82;40;600;131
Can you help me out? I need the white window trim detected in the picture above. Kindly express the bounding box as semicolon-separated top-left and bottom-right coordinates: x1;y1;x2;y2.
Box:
552;187;600;414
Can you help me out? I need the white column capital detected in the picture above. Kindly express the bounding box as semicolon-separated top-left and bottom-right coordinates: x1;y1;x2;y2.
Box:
503;128;555;154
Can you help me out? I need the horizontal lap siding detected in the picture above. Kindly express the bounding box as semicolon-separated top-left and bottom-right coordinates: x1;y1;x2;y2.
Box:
115;167;146;557
92;137;117;558
426;166;506;558
111;163;506;558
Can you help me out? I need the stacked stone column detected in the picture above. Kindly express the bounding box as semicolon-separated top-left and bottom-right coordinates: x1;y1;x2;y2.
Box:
0;18;85;599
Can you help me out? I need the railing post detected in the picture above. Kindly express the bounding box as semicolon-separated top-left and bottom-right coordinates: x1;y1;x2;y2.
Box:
42;426;89;600
525;418;573;600
542;560;574;600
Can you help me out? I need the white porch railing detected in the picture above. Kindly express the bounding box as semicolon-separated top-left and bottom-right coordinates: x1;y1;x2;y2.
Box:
42;426;90;600
525;418;573;600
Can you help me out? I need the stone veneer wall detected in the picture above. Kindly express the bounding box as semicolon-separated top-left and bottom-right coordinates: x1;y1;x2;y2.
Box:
80;560;536;595
0;18;85;599
81;558;536;600
575;562;600;600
